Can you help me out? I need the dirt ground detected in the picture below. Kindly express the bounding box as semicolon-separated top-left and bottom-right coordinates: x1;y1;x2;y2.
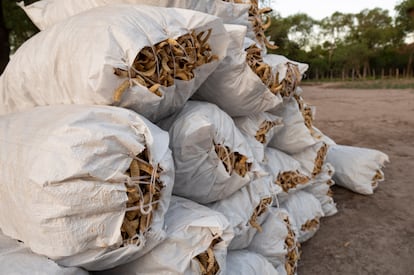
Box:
297;85;414;275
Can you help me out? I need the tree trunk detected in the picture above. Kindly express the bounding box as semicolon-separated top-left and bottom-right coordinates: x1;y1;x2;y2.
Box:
406;48;413;78
0;2;10;74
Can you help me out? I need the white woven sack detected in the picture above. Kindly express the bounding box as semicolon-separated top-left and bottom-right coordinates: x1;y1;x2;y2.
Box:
20;0;250;31
100;196;233;275
311;126;337;146
326;144;389;195
0;105;174;270
0;229;89;275
304;163;338;216
0;4;228;122
248;208;300;272
234;112;283;162
291;141;328;178
263;54;308;79
207;176;278;250
268;97;318;154
226;250;279;275
263;54;309;98
194;24;282;116
158;101;263;204
263;147;312;204
281;191;324;243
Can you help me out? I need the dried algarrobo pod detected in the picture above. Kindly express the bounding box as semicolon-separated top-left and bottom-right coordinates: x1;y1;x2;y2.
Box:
113;29;218;102
255;119;282;144
249;197;273;232
195;238;222;275
301;218;320;232
121;148;164;245
276;63;303;98
372;169;384;187
312;143;329;177
283;216;301;275
246;44;281;95
214;143;252;177
223;0;277;50
293;94;323;140
276;171;310;193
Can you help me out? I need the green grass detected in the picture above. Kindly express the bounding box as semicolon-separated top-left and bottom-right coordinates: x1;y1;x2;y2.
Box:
302;78;414;89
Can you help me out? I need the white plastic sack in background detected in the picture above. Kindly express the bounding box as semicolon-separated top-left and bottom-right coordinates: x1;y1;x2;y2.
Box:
0;5;228;122
100;196;233;275
226;250;279;275
207;176;279;250
281;190;324;243
268;97;318;154
291;142;328;178
326;144;389;195
0;229;89;275
20;0;250;31
0;105;174;270
234;112;283;162
194;24;282;116
158;101;262;204
248;208;300;275
304;163;338;217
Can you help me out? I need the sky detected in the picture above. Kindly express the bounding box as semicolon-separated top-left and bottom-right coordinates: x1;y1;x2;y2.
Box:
269;0;400;20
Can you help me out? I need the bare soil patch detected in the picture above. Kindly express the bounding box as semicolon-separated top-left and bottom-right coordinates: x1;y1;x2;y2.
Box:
297;86;414;274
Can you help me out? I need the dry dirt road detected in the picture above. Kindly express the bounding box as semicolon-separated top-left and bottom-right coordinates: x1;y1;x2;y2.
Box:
296;85;414;275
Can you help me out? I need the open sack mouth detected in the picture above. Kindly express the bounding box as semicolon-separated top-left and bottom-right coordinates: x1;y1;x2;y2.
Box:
114;29;218;101
214;142;252;177
194;237;223;275
121;148;164;245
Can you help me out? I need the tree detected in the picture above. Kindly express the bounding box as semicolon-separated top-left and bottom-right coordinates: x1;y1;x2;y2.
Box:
395;0;414;76
319;12;353;79
0;1;9;73
1;0;39;74
265;12;315;64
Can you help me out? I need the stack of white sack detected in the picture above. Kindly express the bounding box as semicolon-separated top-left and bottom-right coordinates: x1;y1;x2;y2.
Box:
0;0;392;273
248;208;301;275
326;145;389;195
158;101;264;204
281;190;324;243
0;4;228;122
0;105;174;270
99;196;234;275
0;229;89;275
304;163;338;217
